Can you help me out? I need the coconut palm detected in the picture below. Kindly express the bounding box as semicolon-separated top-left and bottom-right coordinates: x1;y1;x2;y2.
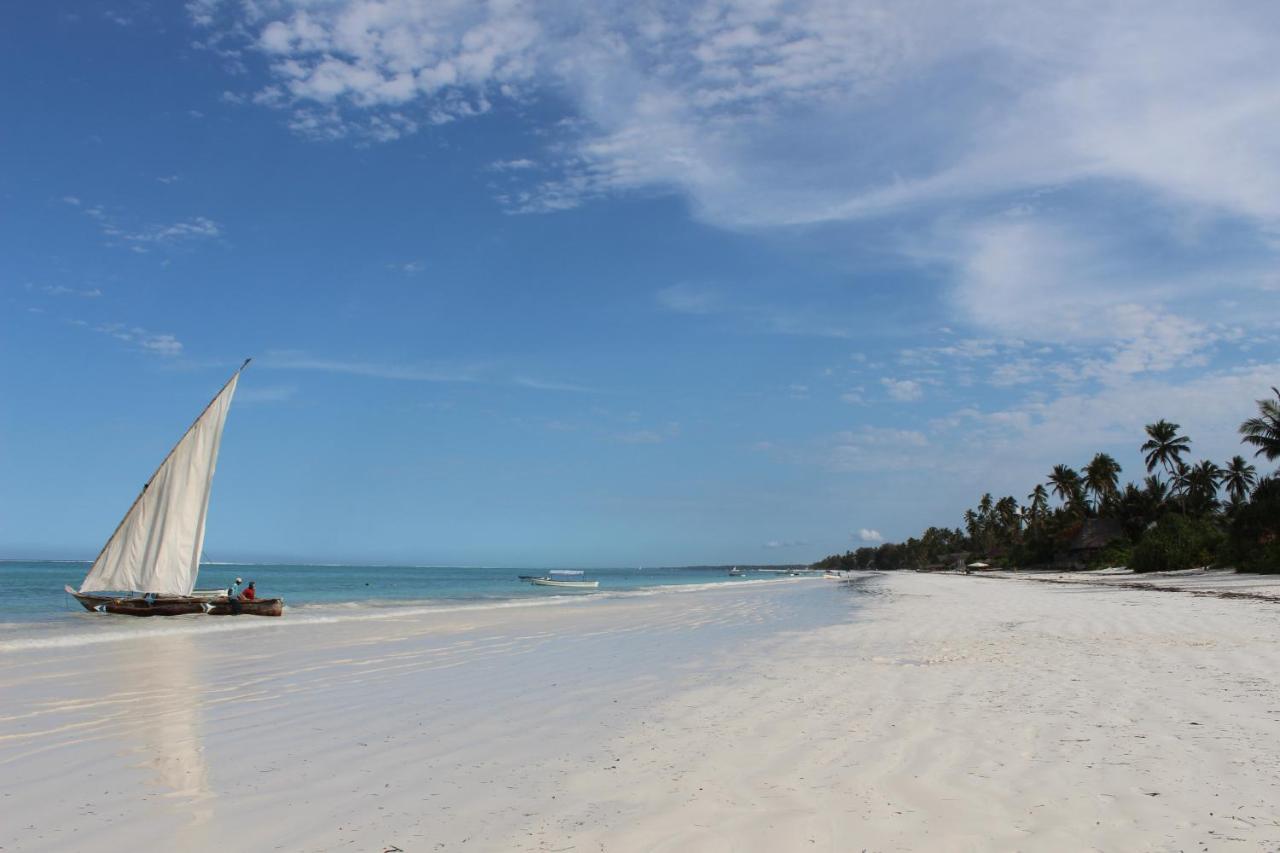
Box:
1047;464;1083;512
995;496;1021;542
1142;420;1191;477
1222;455;1257;505
1239;387;1280;462
1026;484;1049;529
1185;459;1222;514
1083;452;1122;513
1143;475;1168;506
1169;461;1191;496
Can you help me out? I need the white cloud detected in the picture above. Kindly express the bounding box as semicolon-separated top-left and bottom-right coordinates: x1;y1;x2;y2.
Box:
828;426;928;472
762;539;808;550
881;378;923;402
489;158;536;171
858;528;884;543
840;389;865;405
94;324;184;357
194;1;1280;232
111;216;222;245
192;0;1280;392
69;199;223;252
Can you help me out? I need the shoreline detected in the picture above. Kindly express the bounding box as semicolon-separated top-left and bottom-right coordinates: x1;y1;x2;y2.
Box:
3;573;1279;851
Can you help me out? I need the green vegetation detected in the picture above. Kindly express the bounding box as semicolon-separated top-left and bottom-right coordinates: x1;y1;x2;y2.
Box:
813;388;1280;574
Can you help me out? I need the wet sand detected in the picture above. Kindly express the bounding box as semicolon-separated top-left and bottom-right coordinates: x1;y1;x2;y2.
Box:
3;573;1278;851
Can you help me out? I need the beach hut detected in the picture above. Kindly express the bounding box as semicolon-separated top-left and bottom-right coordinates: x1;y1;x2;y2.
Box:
1066;519;1125;565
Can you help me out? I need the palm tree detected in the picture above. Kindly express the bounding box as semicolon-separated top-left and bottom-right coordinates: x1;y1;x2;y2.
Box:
963;509;979;545
1082;452;1122;513
995;496;1021;542
1142;420;1191;477
1186;459;1222;515
1222;455;1257;505
1143;474;1168;506
1047;464;1083;512
1239;387;1280;462
1026;484;1049;529
1169;461;1191;496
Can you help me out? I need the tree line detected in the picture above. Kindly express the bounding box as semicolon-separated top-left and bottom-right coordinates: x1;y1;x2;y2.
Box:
813;388;1280;574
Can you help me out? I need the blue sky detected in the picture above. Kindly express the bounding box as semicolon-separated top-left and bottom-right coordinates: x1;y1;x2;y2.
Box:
2;1;1277;566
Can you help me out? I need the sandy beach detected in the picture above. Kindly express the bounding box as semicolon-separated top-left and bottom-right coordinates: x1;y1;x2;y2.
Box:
3;573;1279;852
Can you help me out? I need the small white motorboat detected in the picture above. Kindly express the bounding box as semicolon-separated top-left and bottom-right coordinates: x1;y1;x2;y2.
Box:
530;570;599;589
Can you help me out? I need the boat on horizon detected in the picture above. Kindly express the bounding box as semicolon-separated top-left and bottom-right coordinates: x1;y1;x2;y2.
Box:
66;360;283;618
528;570;599;589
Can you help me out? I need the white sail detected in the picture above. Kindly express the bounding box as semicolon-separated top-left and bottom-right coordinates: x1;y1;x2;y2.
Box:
80;367;244;596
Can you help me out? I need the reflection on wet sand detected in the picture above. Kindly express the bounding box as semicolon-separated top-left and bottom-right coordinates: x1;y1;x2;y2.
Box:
124;632;215;835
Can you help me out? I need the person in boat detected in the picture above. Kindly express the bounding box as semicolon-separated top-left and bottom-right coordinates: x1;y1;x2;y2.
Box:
240;581;256;601
226;577;243;599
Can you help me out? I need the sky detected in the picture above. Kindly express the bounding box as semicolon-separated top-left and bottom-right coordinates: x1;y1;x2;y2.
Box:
2;0;1278;567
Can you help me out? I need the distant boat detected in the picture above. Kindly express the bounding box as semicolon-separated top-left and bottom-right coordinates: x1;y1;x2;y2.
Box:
65;360;283;618
529;570;599;589
728;566;743;576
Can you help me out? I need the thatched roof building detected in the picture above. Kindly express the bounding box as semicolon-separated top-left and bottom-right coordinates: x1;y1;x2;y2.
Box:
1067;518;1125;559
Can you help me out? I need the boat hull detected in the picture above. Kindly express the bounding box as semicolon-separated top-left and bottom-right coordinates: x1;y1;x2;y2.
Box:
68;589;283;617
529;578;599;589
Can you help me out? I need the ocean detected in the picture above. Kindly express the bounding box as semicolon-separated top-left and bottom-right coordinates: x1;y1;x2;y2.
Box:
0;560;809;650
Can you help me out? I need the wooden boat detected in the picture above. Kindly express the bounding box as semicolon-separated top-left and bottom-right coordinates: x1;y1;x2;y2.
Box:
66;360;284;618
529;570;599;589
66;587;284;617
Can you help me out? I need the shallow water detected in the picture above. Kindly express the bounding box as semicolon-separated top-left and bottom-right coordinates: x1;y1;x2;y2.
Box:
0;560;813;649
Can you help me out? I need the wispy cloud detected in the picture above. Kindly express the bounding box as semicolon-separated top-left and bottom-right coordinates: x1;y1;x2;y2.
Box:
514;376;599;394
95;323;184;356
826;426;929;473
762;539;808;550
656;283;852;338
261;351;482;383
28;283;102;298
488;158;537;172
614;422;680;444
190;1;1280;233
64;196;222;253
386;260;424;274
881;378;924;402
236;384;299;403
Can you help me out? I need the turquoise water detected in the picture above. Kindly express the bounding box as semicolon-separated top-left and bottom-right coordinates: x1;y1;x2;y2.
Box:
0;560;805;648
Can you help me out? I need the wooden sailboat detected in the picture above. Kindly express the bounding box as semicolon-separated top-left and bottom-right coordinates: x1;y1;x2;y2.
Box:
66;360;283;617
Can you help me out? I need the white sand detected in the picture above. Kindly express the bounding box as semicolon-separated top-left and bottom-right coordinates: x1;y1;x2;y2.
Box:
3;574;1279;852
